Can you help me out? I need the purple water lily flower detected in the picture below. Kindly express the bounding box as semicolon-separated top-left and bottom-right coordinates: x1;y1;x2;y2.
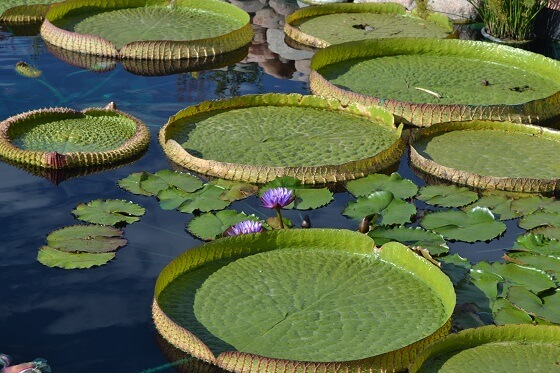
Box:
260;187;295;209
227;220;264;236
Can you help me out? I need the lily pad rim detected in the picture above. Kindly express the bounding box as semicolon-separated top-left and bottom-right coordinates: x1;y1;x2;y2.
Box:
409;120;560;193
153;228;455;367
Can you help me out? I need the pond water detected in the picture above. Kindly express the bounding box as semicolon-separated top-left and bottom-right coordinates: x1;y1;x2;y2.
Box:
1;6;559;373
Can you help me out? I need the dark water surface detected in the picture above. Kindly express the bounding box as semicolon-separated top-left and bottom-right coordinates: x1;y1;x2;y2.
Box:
0;12;559;373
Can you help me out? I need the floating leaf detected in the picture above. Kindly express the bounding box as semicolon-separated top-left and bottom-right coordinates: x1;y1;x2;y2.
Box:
47;224;126;253
210;179;258;202
420;207;506;242
140;169;203;196
417;185;478;208
117;171;152;196
532;226;560;240
464;194;521;220
343;190;416;226
38;246;115;269
504;252;560;278
513;233;560;257
72;199;145;226
506;286;560;324
260;176;333;210
187;210;262;241
473;261;556;294
437;254;471;285
345;172;417;199
492;298;533;325
511;195;556;216
369;226;448;256
158;184;230;213
519;211;560;230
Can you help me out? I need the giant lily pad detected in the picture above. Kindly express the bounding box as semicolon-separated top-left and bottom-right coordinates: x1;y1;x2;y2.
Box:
0;106;149;170
0;0;60;24
310;38;560;126
409;324;560;372
159;93;404;185
284;3;454;48
40;0;253;60
410;121;560;193
153;229;455;371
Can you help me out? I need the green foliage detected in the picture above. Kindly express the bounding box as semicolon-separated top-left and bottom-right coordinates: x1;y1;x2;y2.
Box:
47;224;126;253
158;184;231;213
37;246;116;269
368;226;448;256
187;210;263;241
343;190;416;226
468;0;547;41
139;169;203;195
261;176;333;210
72;199;145;226
420;207;506;242
464;193;521;220
345;172;418;199
417;185;479;208
210;179;258;202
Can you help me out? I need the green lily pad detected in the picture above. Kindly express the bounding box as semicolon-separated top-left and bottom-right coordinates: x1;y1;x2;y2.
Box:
343;190;416;226
153;229;455;371
210;179;258;202
464;193;521;220
0;0;59;24
513;233;560;257
417;185;478;208
139;169;203;196
41;0;253;59
345;172;418;199
117;171;152;196
409;324;560;372
472;261;556;295
420;207;506;242
511;195;558;216
261;176;333;210
532;226;560;240
186;210;262;241
72;199;145;226
159;93;404;184
0;106;150;170
492;297;534;325
284;3;454;48
310;38;560;126
37;245;115;269
506;286;560;324
368;226;448;256
411;121;560;192
158;184;230;213
46;224;126;253
519;211;560;230
504;252;560;277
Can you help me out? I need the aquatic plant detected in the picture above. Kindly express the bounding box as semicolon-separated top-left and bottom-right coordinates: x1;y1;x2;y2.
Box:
226;220;263;236
468;0;547;41
260;187;295;229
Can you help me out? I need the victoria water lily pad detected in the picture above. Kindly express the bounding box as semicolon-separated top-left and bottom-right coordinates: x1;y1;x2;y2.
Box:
310;38;560;126
72;199;145;226
159;93;404;184
0;106;149;170
410;121;560;193
0;0;59;24
284;3;454;48
153;229;455;371
40;0;253;59
409;324;560;373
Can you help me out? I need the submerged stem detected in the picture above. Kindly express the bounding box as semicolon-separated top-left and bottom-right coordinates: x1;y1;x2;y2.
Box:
275;207;285;229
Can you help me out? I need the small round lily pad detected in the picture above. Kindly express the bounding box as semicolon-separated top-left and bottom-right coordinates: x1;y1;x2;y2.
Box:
159;93;404;184
40;0;253;60
409;324;560;372
153;229;455;371
0;106;149;170
310;38;560;126
410;120;560;193
285;3;454;48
